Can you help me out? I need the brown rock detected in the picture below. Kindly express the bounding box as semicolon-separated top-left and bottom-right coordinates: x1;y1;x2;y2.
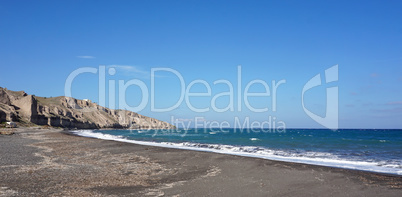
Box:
0;87;174;129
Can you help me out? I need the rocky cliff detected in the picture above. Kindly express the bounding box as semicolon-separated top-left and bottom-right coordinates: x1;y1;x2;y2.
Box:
0;87;174;129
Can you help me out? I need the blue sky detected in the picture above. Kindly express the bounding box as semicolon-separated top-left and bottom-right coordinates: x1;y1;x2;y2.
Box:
1;0;401;128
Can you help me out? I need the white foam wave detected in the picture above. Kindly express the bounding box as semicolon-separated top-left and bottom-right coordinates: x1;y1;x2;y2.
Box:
71;130;402;175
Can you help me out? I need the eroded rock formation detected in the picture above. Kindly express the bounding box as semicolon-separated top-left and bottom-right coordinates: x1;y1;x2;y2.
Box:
0;87;173;129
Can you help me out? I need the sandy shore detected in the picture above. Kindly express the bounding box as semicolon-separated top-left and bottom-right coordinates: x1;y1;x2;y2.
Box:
0;128;401;196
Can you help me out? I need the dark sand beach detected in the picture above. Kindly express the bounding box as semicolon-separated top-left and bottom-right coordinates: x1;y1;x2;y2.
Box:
1;128;401;196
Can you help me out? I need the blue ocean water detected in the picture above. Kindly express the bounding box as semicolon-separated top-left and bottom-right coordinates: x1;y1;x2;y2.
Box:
71;128;402;175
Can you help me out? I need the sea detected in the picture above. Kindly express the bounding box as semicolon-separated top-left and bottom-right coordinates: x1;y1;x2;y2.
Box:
71;128;402;175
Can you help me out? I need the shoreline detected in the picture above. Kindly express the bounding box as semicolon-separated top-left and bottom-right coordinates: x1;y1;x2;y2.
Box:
68;128;402;176
1;128;401;196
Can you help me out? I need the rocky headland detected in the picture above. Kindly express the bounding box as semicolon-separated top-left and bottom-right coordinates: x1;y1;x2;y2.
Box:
0;87;173;129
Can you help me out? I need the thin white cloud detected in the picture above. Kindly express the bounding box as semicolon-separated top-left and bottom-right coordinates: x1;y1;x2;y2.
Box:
107;65;168;78
107;65;151;78
371;107;402;114
77;56;95;59
109;65;148;75
386;101;402;105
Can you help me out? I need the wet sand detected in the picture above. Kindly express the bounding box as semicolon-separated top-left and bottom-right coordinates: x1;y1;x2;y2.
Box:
0;128;401;196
